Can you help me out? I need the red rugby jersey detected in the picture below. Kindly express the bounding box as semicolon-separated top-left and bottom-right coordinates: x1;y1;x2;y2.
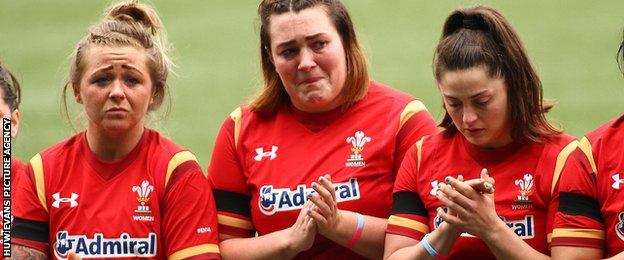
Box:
387;131;580;259
552;114;624;257
208;82;438;259
12;129;220;259
1;158;25;244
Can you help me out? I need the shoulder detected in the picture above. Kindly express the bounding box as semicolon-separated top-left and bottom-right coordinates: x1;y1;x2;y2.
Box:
366;81;416;105
585;114;624;145
35;132;84;162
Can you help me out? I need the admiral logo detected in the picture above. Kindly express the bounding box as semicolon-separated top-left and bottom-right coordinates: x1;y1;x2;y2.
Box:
259;178;360;215
254;146;278;161
612;173;623;190
345;131;371;167
434;208;534;239
53;231;156;259
616;212;624;240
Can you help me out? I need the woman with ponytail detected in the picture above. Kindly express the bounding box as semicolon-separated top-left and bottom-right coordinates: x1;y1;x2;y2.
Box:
11;1;220;259
384;5;590;259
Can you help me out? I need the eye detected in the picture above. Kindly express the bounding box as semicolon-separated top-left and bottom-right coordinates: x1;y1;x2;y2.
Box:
125;77;140;86
311;40;328;51
280;48;298;59
474;98;490;107
91;77;111;87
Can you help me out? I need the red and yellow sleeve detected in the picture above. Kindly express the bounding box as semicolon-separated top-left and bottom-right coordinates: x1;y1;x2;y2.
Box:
208;111;255;238
162;152;220;259
387;141;430;240
12;154;51;252
551;140;604;249
394;100;437;174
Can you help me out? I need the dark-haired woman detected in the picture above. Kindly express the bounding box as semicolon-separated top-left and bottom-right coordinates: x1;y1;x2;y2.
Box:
384;5;588;259
550;32;624;259
11;2;220;259
0;62;24;175
208;0;438;259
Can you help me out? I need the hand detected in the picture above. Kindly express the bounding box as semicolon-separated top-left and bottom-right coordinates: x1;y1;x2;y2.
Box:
68;251;82;260
435;168;500;239
285;200;317;253
462;168;495;194
306;174;343;237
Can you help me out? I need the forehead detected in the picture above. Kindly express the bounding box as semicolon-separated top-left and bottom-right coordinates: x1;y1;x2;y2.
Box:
83;45;148;71
439;67;505;97
268;6;337;45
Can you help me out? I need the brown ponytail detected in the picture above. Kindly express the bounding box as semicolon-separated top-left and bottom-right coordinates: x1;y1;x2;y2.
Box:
434;5;560;143
0;62;20;112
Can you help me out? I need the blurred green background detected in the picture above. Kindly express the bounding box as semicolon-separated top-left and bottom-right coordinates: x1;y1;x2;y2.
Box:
0;1;623;167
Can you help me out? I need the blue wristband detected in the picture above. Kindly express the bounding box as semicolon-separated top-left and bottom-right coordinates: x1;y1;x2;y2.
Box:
421;233;439;257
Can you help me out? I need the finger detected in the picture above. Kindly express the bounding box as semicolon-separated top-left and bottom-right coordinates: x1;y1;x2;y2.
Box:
445;176;478;200
463;178;494;194
437;185;471;217
481;168;496;185
318;175;337;202
307;207;329;226
312;181;335;206
436;207;463;227
307;192;332;216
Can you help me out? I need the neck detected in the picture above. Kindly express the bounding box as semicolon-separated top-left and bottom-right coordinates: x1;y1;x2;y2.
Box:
86;125;145;161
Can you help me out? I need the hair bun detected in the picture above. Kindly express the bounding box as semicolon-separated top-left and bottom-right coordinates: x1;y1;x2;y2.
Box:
107;1;162;35
444;12;489;36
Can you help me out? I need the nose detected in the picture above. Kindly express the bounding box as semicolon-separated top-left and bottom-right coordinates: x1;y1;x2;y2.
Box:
462;106;477;125
297;48;316;72
109;80;126;101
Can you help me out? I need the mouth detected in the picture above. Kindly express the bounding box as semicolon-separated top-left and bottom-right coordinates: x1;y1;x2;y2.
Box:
464;128;484;135
298;77;323;85
106;107;128;114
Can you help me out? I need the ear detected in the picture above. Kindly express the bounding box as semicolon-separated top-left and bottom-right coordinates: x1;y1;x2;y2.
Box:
10;109;19;139
72;83;83;104
265;45;274;65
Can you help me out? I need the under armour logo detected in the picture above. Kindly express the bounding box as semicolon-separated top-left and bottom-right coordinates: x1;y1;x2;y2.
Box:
254;146;278;161
613;174;624;190
430;180;440;196
52;192;79;208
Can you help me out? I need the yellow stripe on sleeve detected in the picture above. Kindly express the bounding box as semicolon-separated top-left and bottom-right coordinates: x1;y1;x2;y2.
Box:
388;215;429;234
165;151;199;186
551;140;579;194
168;243;220;260
551;228;605;241
218;214;254;230
229;107;242;147
578;137;598;174
398;100;427;130
416;138;424;172
29;154;47;212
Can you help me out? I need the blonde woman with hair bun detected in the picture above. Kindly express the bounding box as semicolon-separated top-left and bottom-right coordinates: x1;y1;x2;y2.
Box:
11;1;220;259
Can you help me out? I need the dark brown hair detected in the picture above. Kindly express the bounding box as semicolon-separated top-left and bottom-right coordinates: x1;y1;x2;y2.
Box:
434;5;560;143
0;62;21;112
251;0;368;115
63;0;171;119
618;28;623;74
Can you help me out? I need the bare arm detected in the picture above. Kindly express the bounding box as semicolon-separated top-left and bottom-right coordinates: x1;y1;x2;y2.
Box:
551;246;602;260
218;201;317;259
9;245;47;260
384;221;461;260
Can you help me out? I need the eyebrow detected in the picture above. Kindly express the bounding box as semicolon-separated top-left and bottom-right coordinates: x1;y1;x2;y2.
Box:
275;33;326;49
442;89;489;99
92;64;143;74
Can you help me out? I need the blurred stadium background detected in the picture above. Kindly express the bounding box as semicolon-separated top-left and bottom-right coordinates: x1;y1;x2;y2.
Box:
0;0;623;166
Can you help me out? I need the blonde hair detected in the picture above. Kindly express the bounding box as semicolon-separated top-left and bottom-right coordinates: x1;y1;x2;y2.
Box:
63;0;172;117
